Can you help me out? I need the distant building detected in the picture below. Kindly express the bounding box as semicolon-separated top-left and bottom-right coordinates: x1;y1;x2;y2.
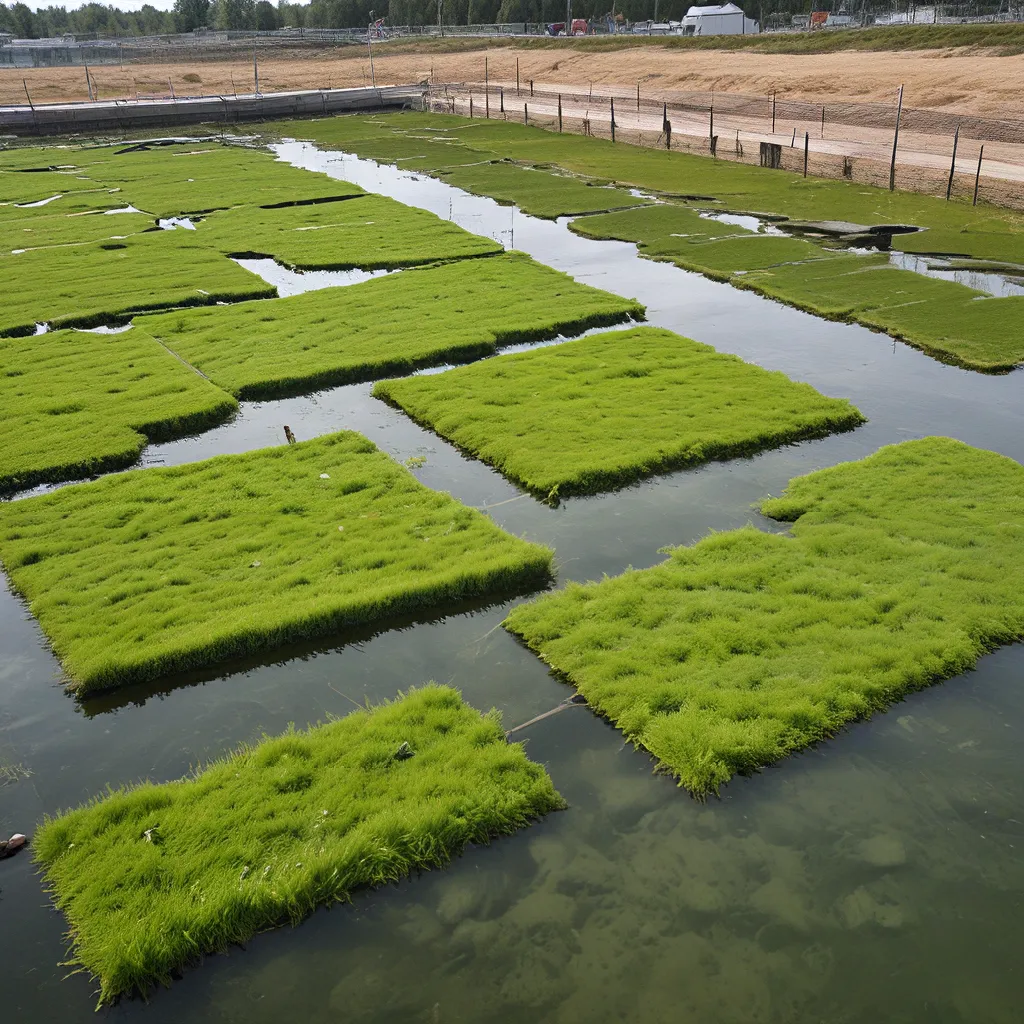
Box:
680;3;759;35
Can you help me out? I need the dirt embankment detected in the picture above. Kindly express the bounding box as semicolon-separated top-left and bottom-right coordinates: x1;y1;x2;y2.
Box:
4;43;1024;117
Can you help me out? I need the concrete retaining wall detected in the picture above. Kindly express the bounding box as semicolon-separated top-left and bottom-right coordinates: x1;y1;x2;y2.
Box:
0;85;425;136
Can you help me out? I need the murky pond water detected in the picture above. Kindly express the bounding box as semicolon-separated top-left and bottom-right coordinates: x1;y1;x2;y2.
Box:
1;141;1022;1023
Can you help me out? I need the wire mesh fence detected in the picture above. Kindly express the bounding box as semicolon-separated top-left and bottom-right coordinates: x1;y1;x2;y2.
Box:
429;82;1024;210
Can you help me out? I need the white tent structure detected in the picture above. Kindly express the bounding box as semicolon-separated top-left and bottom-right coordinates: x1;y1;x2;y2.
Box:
679;3;759;35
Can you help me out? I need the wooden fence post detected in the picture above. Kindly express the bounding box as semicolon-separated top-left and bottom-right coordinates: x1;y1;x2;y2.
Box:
946;125;960;201
973;145;984;206
889;83;904;192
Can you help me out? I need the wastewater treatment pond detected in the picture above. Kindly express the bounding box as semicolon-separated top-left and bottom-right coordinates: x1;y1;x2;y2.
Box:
1;124;1023;1023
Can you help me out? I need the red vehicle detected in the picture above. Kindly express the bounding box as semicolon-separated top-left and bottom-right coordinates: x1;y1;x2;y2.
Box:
546;19;588;35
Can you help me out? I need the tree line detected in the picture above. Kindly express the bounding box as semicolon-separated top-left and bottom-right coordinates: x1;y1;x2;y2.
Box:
1;0;780;38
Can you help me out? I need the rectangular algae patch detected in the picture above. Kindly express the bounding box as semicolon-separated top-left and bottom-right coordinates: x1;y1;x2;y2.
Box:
85;141;364;217
199;193;501;269
0;231;275;337
437;161;649;220
373;327;864;499
140;252;643;399
0;327;237;494
34;684;565;1005
0;432;553;693
505;438;1024;795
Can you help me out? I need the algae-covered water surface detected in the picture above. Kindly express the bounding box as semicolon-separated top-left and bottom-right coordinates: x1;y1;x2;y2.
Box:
1;126;1023;1023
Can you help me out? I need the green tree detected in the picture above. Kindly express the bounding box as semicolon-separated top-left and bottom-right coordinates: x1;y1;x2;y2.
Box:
216;0;256;28
173;0;211;31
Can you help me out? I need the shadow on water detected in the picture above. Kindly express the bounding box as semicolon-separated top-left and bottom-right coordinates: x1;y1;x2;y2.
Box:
76;585;555;718
1;138;1022;1024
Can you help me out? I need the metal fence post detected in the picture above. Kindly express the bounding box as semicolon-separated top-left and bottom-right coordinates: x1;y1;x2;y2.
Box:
558;94;562;132
804;132;809;177
974;145;984;206
610;97;615;142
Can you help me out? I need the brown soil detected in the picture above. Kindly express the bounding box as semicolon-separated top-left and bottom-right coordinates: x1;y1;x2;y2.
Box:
4;44;1024;117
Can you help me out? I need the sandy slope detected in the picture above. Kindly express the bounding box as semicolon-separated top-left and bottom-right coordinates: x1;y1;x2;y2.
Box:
3;44;1024;117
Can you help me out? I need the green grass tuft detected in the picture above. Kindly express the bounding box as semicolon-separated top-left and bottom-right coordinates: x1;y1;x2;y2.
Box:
33;684;565;1006
374;326;865;498
140;251;644;399
0;327;237;494
0;432;554;693
505;438;1024;796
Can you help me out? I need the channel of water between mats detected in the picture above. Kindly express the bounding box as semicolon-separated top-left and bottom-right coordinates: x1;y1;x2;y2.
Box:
1;142;1023;1022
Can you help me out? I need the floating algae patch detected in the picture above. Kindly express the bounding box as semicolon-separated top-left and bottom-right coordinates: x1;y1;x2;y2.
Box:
0;208;154;254
33;684;565;1005
572;203;835;279
0;328;237;494
574;206;1023;371
740;257;1024;371
85;142;364;217
374;327;864;499
199;192;501;269
505;438;1024;796
0;230;275;337
290;114;1024;263
0;432;553;694
435;161;649;220
140;252;643;399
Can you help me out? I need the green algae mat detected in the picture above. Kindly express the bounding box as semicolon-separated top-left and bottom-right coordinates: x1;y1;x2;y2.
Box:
373;327;864;499
0;327;237;494
505;438;1024;796
34;684;565;1005
140;252;643;399
436;161;648;219
573;207;1024;373
0;231;275;337
289;114;1024;370
0;433;553;694
198;192;501;269
1;141;361;218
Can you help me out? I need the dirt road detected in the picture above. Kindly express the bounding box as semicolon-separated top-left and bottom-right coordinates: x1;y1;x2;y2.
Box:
4;43;1024;117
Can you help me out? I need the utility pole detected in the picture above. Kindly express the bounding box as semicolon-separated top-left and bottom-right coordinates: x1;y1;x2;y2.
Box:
252;32;259;96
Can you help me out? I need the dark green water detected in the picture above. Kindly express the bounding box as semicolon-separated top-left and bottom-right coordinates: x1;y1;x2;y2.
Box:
1;143;1021;1022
